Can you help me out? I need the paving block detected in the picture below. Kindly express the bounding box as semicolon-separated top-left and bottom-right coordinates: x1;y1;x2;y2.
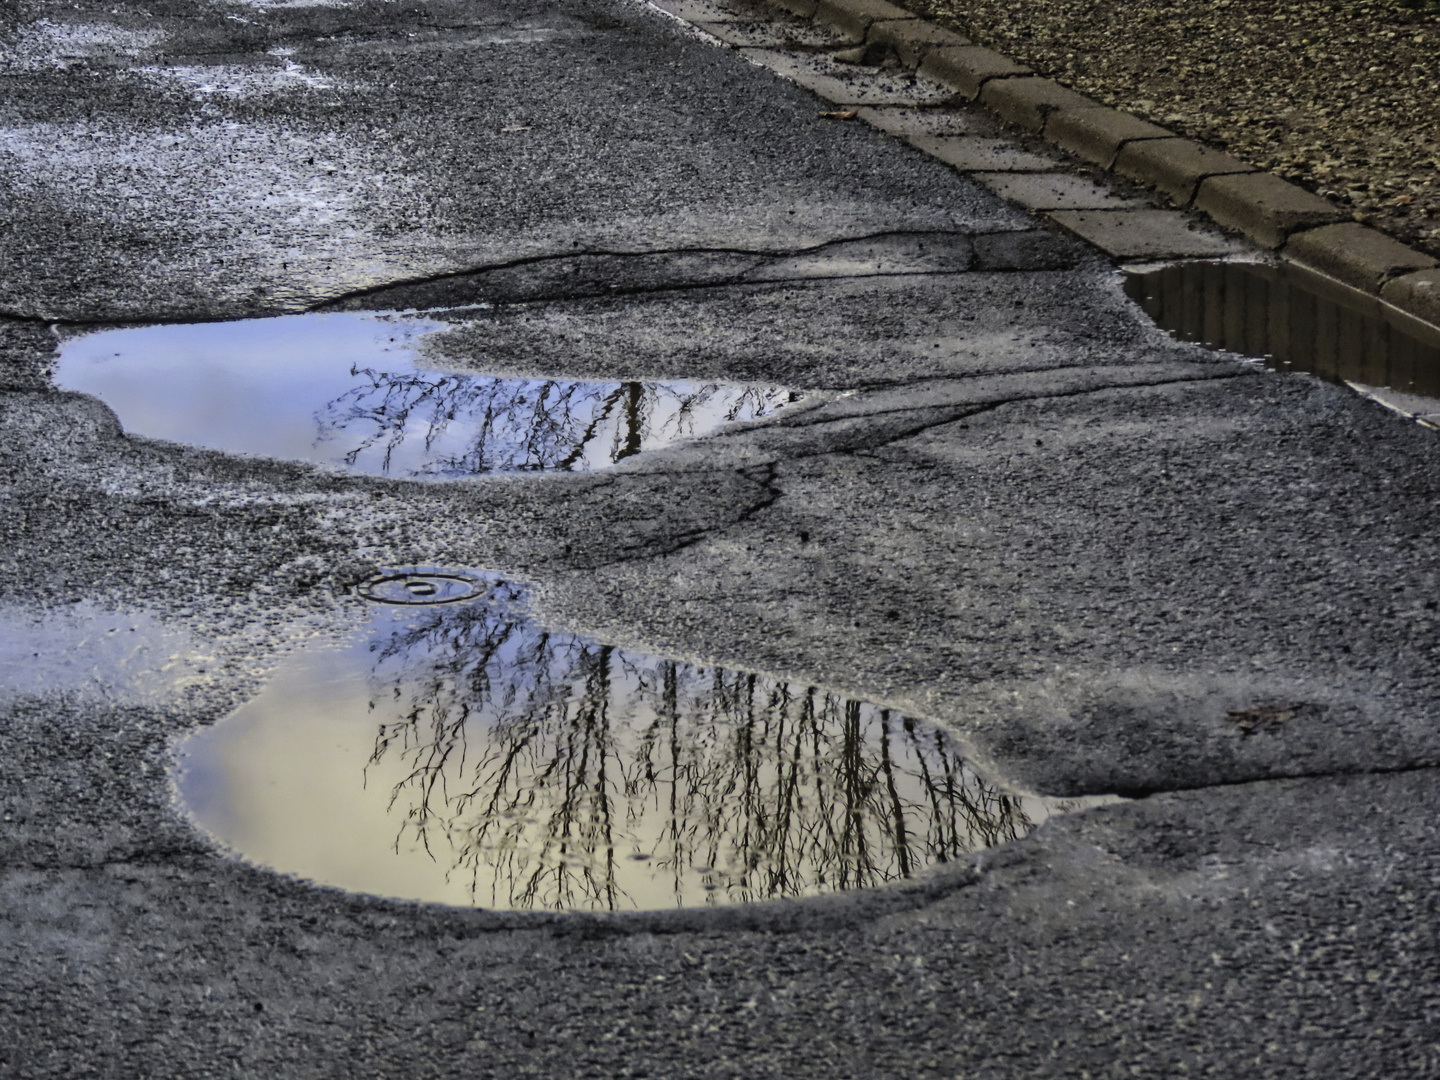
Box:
975;171;1146;211
1044;107;1173;168
1283;222;1438;295
1048;209;1247;259
1113;138;1254;206
865;19;970;68
700;18;848;46
812;0;914;40
978;77;1098;135
1381;268;1440;328
917;45;1029;100
741;49;954;105
908;135;1060;172
1195;172;1345;249
856;105;997;137
649;0;742;20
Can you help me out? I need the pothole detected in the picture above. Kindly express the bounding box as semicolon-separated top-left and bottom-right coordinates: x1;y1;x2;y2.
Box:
54;312;798;477
172;573;1110;912
1124;260;1440;423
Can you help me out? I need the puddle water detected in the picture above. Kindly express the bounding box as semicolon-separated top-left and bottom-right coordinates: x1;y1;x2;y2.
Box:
54;313;796;478
0;601;214;706
173;576;1106;912
1124;261;1440;411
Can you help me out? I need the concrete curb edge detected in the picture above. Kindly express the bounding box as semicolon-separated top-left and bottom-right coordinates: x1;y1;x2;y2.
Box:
778;0;1440;330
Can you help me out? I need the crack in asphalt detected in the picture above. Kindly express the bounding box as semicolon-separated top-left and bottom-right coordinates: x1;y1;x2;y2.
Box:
0;231;1072;327
1107;758;1440;801
0;208;1092;330
558;369;1259;572
309;227;1060;312
780;370;1259;433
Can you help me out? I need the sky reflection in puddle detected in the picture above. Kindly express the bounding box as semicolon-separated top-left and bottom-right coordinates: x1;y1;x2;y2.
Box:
173;577;1104;912
0;602;214;706
55;313;796;478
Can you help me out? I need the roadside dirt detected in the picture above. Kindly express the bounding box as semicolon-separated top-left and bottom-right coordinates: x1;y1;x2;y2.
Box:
911;0;1440;259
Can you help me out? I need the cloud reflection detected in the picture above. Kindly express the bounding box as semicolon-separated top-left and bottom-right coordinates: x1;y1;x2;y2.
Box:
362;589;1031;910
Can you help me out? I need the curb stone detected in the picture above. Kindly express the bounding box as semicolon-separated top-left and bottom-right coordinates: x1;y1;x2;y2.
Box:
1114;139;1255;207
864;19;969;67
813;0;914;39
1043;108;1173;170
1381;269;1440;327
737;0;1440;333
1284;223;1439;295
1194;171;1346;249
917;45;1029;99
978;77;1099;135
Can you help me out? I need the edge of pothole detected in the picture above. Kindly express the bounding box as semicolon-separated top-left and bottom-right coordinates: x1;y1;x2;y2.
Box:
664;0;1440;335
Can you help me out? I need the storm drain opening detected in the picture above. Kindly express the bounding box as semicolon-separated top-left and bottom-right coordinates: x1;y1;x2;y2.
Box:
1124;260;1440;423
54;312;798;478
357;569;490;606
173;573;1110;913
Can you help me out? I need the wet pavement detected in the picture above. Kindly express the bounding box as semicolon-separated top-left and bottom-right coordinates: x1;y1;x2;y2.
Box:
4;0;1440;1076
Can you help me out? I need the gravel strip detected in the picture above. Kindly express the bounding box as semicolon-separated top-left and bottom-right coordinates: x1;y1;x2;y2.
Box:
907;0;1440;260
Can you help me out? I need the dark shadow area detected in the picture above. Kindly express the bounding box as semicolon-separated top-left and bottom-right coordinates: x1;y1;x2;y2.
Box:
1124;260;1440;399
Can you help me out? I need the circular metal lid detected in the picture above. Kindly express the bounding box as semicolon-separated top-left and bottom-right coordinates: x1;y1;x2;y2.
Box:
356;570;488;606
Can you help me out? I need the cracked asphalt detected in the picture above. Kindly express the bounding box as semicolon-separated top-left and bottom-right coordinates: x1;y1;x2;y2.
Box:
3;0;1440;1076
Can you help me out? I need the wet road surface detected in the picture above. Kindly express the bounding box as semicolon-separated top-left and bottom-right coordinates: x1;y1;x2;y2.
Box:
3;0;1440;1075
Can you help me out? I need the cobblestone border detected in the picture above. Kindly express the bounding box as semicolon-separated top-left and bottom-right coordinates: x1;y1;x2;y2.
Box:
758;0;1440;330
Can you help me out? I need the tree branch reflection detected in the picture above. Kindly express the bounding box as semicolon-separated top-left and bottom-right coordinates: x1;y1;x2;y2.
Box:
318;369;794;476
365;601;1030;911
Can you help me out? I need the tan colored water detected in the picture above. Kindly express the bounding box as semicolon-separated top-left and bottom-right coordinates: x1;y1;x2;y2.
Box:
173;580;1108;911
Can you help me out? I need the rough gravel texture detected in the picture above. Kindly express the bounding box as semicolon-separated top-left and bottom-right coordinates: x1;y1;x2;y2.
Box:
7;1;1440;1075
909;0;1440;260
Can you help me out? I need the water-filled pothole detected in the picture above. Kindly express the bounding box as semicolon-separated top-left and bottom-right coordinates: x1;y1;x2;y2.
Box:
55;313;797;477
1124;260;1440;417
173;575;1107;912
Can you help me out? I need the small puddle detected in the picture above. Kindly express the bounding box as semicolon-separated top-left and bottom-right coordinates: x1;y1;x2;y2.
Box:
1124;261;1440;416
173;574;1106;911
0;601;214;705
55;313;796;477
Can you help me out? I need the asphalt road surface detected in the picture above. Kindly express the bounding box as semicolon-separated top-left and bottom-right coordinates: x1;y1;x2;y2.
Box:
3;0;1439;1076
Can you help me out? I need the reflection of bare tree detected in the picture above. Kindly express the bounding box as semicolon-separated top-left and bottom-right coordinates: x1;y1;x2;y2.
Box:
317;368;794;476
366;602;1030;911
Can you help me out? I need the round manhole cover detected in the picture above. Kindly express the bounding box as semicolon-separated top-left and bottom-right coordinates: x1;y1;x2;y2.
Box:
357;570;488;606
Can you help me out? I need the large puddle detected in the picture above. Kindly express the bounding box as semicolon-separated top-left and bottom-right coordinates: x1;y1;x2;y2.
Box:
173;574;1103;912
1124;261;1440;415
54;313;796;477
